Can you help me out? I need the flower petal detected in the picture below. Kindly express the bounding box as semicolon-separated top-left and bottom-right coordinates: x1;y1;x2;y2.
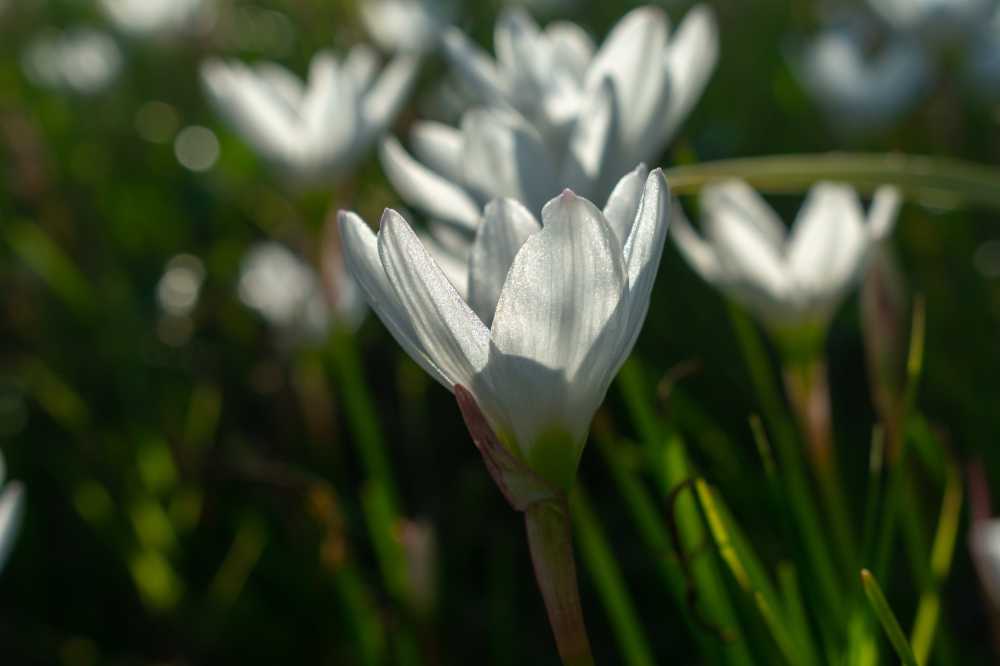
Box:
558;77;616;199
419;225;471;300
339;211;449;386
344;43;380;91
703;182;791;303
613;169;671;371
202;59;300;164
788;182;866;298
379;137;481;229
868;185;902;241
602;163;649;247
0;481;24;573
702;179;787;249
468;198;540;326
302;51;355;158
486;190;627;457
657;5;719;147
586;6;670;148
410;121;465;184
671;203;723;283
545;21;596;82
378;209;491;390
442;28;508;105
361;53;420;136
461;110;558;214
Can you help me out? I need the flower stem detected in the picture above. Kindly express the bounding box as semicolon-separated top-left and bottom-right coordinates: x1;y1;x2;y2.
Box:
782;358;858;574
525;498;595;666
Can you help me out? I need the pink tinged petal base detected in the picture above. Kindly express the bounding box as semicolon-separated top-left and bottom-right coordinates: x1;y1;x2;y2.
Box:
455;385;558;512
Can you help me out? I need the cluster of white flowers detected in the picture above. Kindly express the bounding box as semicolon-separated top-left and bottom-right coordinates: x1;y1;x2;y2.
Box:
791;0;1000;133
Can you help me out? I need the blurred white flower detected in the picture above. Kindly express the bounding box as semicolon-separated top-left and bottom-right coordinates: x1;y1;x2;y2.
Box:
361;0;451;53
965;9;1000;95
672;180;901;336
239;242;364;342
867;0;996;42
202;47;419;185
791;23;930;133
338;166;669;496
0;451;24;574
21;28;123;95
441;5;717;181
100;0;213;38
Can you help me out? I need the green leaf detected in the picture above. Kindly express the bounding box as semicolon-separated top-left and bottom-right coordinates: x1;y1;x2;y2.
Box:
861;569;920;666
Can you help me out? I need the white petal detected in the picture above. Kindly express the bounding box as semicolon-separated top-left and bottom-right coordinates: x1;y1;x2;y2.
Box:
378;209;491;390
671;203;723;283
495;8;543;82
420;226;472;300
788;182;867;298
586;6;670;148
703;184;791;303
545;21;596;82
339;211;449;387
868;185;902;241
486;190;627;456
409;121;465;184
614;169;671;371
302;52;354;161
379;137;481;229
602;163;649;247
361;53;420;136
461;110;558;214
202;59;300;164
558;77;616;199
344;43;380;91
0;482;24;573
658;5;719;146
442;28;508;105
254;62;305;110
702;179;787;249
468;198;540;326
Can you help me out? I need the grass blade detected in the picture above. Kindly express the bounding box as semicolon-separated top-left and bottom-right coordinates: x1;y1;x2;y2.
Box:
860;569;920;666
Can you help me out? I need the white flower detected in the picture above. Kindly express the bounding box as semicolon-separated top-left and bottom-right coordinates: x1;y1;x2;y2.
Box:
0;452;24;574
338;166;669;492
21;28;123;96
361;0;452;53
441;5;717;182
867;0;996;41
672;180;901;335
201;47;419;185
790;23;930;133
238;242;365;342
100;0;213;38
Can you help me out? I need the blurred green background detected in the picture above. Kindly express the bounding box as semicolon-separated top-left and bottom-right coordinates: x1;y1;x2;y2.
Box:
2;0;1000;664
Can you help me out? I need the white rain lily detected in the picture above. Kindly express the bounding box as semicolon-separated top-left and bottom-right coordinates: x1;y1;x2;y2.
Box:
672;180;901;337
790;24;930;133
972;519;1000;608
202;47;419;185
867;0;996;41
0;451;24;574
100;0;213;38
441;5;717;181
21;28;123;95
339;166;669;494
361;0;452;53
238;242;365;342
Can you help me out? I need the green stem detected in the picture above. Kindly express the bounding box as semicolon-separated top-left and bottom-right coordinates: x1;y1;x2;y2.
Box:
664;152;1000;210
525;498;595;666
781;358;859;575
